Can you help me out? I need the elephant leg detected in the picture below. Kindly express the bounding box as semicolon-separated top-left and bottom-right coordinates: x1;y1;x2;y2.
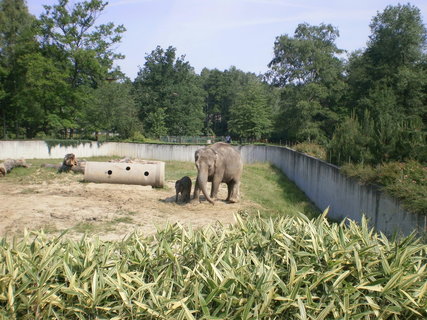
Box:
193;180;201;202
226;182;233;201
210;176;222;199
183;190;190;203
228;180;240;203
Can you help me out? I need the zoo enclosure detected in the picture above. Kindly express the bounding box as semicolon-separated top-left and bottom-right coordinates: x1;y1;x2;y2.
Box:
0;140;425;236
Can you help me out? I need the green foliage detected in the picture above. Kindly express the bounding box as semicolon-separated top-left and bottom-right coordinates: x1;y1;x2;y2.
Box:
37;0;126;138
126;131;146;143
293;142;327;160
342;4;427;165
228;76;273;141
0;0;37;138
327;114;374;165
328;110;426;165
0;212;426;319
82;81;142;139
200;67;277;139
368;4;426;71
15;52;69;137
44;139;96;153
341;161;427;215
267;23;344;85
268;23;346;143
39;0;125;86
0;0;126;139
133;46;205;138
200;68;233;135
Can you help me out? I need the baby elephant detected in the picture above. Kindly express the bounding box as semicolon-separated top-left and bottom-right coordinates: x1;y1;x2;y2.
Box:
175;176;192;203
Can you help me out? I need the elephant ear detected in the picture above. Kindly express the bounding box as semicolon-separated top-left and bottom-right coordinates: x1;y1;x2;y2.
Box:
210;148;219;162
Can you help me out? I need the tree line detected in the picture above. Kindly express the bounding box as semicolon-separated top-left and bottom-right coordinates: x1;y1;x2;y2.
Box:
0;0;426;166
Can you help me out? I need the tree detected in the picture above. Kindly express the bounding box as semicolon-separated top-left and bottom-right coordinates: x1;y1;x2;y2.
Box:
38;0;126;137
267;23;344;86
82;81;141;140
345;3;427;163
267;23;346;143
228;76;272;141
14;52;69;138
0;0;37;138
327;111;375;165
200;68;231;136
348;4;427;119
201;66;277;139
133;46;205;138
39;0;125;88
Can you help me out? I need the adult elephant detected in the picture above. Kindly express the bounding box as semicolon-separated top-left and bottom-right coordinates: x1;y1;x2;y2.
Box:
193;142;243;204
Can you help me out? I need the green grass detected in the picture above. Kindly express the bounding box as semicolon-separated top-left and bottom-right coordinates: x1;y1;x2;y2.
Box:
164;160;196;181
242;163;319;218
163;160;319;218
112;216;134;224
72;222;97;233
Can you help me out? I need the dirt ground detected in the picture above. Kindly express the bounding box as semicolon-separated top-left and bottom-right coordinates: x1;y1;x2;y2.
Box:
0;174;255;241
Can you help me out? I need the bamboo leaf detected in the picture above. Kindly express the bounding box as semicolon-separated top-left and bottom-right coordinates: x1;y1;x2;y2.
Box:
316;299;335;320
297;297;307;320
357;285;384;292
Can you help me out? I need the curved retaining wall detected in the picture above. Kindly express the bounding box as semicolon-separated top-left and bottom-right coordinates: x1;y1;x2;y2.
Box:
1;140;425;236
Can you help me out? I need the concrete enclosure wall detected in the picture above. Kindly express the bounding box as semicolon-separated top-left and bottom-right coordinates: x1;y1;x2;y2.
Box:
1;140;425;236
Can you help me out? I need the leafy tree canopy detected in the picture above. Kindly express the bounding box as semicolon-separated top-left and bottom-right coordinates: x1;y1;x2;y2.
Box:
267;23;346;143
133;46;205;138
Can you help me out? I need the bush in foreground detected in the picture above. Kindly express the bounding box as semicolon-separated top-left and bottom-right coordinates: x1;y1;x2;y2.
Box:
0;211;426;319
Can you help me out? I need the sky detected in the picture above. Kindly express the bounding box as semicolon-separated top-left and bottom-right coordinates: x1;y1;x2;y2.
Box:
27;0;427;80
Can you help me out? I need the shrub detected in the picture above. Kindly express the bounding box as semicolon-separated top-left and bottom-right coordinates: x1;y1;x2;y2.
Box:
1;212;426;319
341;160;427;215
293;142;327;160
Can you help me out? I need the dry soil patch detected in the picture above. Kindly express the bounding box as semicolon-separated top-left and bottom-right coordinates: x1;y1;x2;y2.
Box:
0;174;253;240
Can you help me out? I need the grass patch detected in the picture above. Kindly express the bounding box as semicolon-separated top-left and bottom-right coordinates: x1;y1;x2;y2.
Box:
73;222;97;234
112;216;134;224
164;160;319;218
242;163;319;218
164;160;196;181
40;224;59;234
1;156;120;184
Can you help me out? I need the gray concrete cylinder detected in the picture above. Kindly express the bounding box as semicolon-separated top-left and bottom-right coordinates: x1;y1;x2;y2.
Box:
84;161;165;187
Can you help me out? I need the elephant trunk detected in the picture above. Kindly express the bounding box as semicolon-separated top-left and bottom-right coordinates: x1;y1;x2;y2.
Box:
197;170;215;205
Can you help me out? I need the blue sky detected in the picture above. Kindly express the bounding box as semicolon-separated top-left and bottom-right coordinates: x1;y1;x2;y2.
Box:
28;0;427;80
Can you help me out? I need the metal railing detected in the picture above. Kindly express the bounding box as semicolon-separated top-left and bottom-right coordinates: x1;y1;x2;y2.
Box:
159;136;225;144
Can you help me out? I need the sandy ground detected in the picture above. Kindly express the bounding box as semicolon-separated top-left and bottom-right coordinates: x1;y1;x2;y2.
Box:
0;174;254;241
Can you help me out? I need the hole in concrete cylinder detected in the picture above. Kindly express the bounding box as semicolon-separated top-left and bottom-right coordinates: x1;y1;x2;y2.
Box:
108;170;113;175
144;171;149;176
126;166;131;171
